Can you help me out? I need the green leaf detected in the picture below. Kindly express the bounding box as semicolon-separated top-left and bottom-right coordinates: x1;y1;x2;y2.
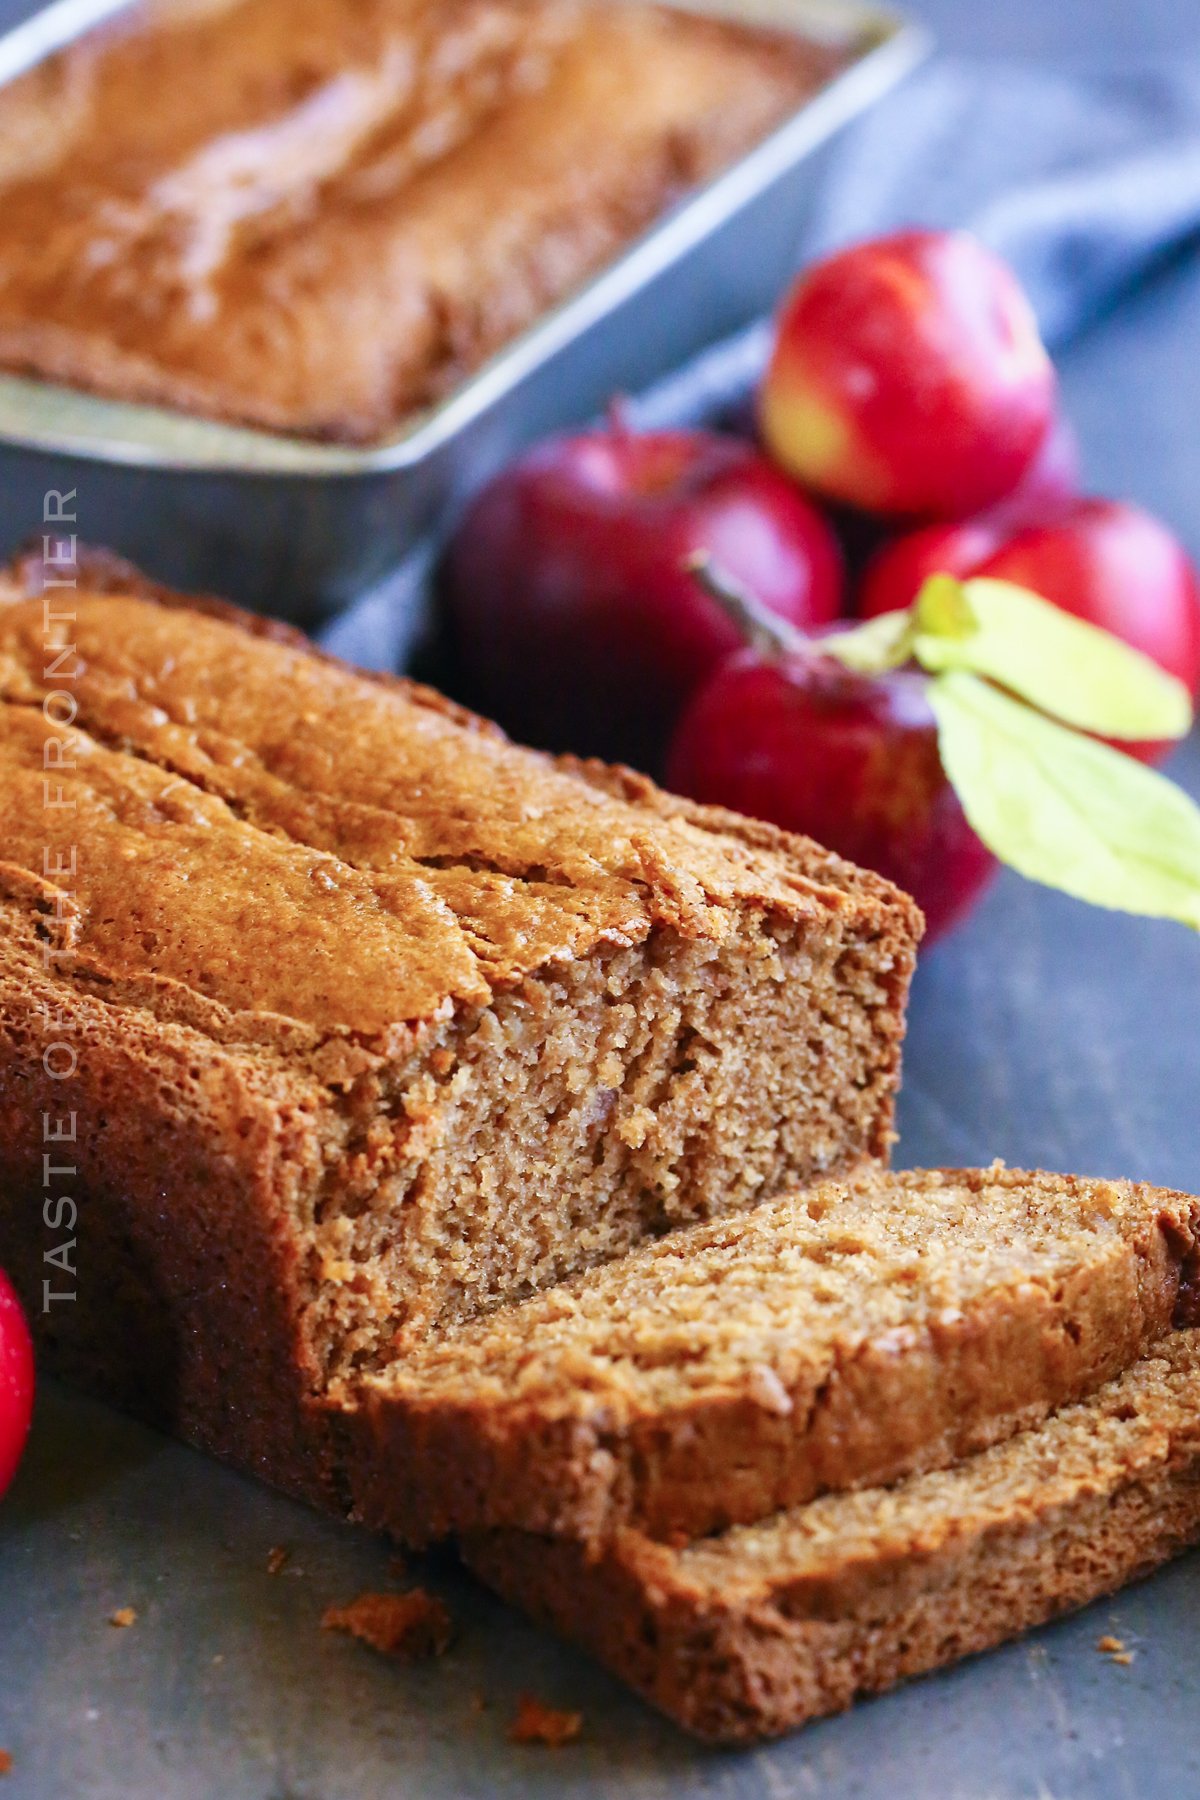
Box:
914;572;978;639
930;670;1200;928
914;576;1193;742
819;608;915;675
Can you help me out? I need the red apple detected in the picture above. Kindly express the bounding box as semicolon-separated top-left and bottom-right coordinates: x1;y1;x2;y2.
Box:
441;424;843;770
978;499;1200;685
859;516;1012;622
858;412;1081;618
0;1268;33;1500
860;497;1200;762
760;229;1057;520
667;647;996;941
981;500;1200;761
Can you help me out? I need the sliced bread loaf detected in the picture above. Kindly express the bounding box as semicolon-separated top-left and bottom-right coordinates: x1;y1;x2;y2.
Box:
0;554;917;1503
464;1328;1200;1742
349;1165;1200;1544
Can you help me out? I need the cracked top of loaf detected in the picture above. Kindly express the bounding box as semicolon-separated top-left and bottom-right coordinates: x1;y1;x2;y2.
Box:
0;554;920;1053
0;0;841;440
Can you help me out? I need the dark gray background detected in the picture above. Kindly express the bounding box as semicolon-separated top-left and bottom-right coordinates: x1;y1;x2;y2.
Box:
3;1;1200;1795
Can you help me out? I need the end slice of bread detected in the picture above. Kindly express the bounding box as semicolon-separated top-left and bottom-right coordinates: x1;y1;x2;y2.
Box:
463;1328;1200;1742
349;1165;1200;1545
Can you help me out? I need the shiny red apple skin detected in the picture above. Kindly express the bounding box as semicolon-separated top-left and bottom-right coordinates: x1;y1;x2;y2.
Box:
860;497;1200;762
978;499;1200;689
838;410;1081;603
858;411;1082;618
980;500;1200;763
441;426;843;770
858;516;1010;622
0;1268;34;1500
666;649;997;941
760;229;1057;520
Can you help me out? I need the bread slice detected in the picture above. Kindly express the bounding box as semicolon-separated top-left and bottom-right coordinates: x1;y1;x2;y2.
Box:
464;1328;1200;1743
349;1166;1200;1545
0;551;918;1503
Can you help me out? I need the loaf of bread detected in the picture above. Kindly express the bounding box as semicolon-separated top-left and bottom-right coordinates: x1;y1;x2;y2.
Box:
0;553;918;1500
465;1328;1200;1742
349;1165;1200;1545
2;565;1192;1750
0;0;840;440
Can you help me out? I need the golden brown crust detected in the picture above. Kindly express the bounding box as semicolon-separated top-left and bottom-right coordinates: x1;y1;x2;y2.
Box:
0;0;840;441
3;540;315;649
2;539;506;732
0;572;916;1035
0;889;342;1502
464;1330;1200;1742
349;1166;1200;1546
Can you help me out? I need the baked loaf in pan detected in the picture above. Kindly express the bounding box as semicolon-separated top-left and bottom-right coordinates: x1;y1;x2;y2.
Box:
0;0;840;441
466;1328;1200;1743
349;1165;1200;1545
0;552;918;1500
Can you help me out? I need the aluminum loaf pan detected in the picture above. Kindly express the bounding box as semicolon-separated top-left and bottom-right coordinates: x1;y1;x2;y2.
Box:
0;0;929;622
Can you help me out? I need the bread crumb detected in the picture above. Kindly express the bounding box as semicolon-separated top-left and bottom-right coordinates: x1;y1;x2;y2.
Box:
508;1695;583;1747
1097;1635;1135;1665
266;1546;290;1576
321;1589;453;1662
1111;1652;1135;1666
1096;1635;1124;1653
616;1106;654;1150
0;1750;11;1777
109;1607;137;1629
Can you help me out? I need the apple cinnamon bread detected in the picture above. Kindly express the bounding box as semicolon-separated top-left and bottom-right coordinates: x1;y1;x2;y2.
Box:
350;1165;1200;1545
465;1328;1200;1742
0;554;918;1500
0;0;841;440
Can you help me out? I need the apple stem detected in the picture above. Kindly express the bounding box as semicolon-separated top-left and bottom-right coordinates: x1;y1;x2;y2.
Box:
684;552;811;661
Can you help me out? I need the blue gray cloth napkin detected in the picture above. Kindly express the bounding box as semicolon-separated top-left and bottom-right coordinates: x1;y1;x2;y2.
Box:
321;51;1200;673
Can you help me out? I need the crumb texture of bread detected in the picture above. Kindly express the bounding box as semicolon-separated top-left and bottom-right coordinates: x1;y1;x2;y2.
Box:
349;1166;1200;1545
0;0;840;440
0;570;918;1497
320;1588;453;1660
465;1329;1200;1743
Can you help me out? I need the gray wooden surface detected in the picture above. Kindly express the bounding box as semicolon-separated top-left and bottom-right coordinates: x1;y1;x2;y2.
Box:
3;0;1200;1795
